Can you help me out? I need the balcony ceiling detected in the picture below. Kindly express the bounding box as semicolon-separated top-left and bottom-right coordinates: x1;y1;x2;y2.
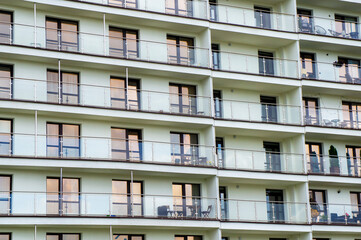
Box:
298;0;361;13
300;40;361;56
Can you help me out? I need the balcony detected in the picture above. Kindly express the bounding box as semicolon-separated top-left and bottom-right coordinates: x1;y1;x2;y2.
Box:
301;60;361;84
0;192;217;220
0;133;215;167
0;77;212;117
221;199;308;224
68;0;208;19
298;15;360;40
304;106;361;129
311;203;361;225
217;149;304;174
212;51;299;78
0;22;209;68
215;100;302;125
307;154;361;177
210;3;295;32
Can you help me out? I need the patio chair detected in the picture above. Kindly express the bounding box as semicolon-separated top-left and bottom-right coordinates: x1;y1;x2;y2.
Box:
201;205;212;218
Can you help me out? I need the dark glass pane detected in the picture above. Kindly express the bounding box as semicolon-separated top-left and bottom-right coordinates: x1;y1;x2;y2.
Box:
0;11;12;44
0;65;12;99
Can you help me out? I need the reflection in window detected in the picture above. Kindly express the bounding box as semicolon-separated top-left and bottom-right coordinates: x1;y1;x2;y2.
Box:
172;183;201;217
213;90;222;118
0;175;11;215
309;189;327;222
211;43;220;70
46;18;79;52
0;11;12;44
111;128;142;161
0;64;12;99
346;146;361;177
335;14;358;39
46;233;80;240
303;97;319;125
342;101;361;129
110;77;140;110
46;177;80;215
306;142;323;173
209;0;218;21
109;27;138;59
337;57;360;84
171;132;198;165
297;9;313;33
166;0;193;17
47;70;79;104
112;180;143;216
300;52;316;79
0;119;12;156
167;35;194;65
169;83;197;114
46;123;80;158
108;0;137;8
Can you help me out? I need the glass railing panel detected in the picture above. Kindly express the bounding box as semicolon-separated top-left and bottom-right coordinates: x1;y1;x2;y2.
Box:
214;51;298;78
213;4;295;32
219;100;302;125
298;16;360;40
312;203;361;225
222;199;307;224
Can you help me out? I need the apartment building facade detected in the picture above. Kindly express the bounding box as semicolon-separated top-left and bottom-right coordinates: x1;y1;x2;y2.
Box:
0;0;361;239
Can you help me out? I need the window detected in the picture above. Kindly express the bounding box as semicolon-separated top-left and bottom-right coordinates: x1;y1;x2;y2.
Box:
46;123;80;157
342;101;361;129
266;189;284;222
346;146;361;176
211;44;220;70
260;96;277;122
0;11;12;44
300;52;316;79
309;189;327;222
167;35;194;65
303;97;319;125
175;236;202;240
263;142;281;172
108;0;137;8
111;128;142;161
46;233;80;240
0;64;12;99
0;119;12;155
171;132;199;165
109;27;138;59
0;234;11;240
297;9;313;33
254;6;271;29
46;18;79;52
172;183;201;217
213;90;222;118
209;0;218;21
350;192;361;215
110;77;140;110
47;70;79;104
112;180;143;216
335;14;358;39
219;186;227;219
216;137;224;168
306;142;323;173
46;177;80;215
258;51;274;75
169;83;197;114
0;175;11;215
166;0;193;17
337;57;361;83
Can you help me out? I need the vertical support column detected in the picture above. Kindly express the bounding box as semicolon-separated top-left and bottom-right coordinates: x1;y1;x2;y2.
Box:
34;3;37;47
109;225;113;240
35;110;38;157
34;225;37;240
103;14;106;55
58;59;61;104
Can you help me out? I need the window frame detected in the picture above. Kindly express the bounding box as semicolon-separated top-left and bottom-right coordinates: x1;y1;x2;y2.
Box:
45;17;79;52
111;127;142;161
167;35;195;65
46;233;81;240
109;26;139;58
110;76;141;110
112;179;144;216
0;10;13;44
0;64;13;100
0;175;12;215
0;233;11;240
47;69;80;104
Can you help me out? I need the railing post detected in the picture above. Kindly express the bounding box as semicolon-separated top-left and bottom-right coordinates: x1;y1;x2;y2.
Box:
103;14;106;56
34;3;37;48
251;151;255;170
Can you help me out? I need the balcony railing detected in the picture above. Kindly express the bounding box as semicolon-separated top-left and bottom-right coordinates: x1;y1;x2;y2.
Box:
304;107;361;129
0;191;217;219
298;15;360;40
307;154;361;177
217;149;304;174
311;203;361;225
220;199;308;224
216;99;302;125
212;50;299;78
72;0;208;19
301;60;361;84
210;3;295;32
0;77;212;117
0;133;215;167
0;22;209;68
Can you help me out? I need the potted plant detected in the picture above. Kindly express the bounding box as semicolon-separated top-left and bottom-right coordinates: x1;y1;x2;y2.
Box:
329;145;340;174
